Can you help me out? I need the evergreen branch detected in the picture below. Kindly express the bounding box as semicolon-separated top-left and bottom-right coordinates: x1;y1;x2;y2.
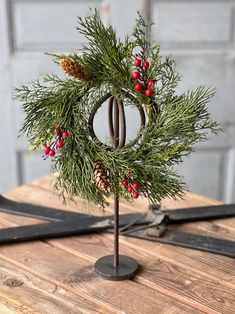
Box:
15;11;220;208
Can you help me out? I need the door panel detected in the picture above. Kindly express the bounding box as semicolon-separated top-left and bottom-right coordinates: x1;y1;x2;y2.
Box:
0;0;143;191
0;63;18;191
150;0;235;202
11;0;102;52
0;0;18;191
1;0;234;202
152;2;231;45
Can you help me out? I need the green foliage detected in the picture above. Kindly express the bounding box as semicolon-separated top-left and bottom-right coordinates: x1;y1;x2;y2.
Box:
15;10;219;208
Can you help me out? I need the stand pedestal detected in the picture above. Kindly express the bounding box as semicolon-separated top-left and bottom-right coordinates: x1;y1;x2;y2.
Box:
95;255;138;281
95;195;138;280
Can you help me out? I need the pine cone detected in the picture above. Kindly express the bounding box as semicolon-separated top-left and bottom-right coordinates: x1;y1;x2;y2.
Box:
93;160;109;192
53;124;62;137
60;59;90;80
126;168;132;178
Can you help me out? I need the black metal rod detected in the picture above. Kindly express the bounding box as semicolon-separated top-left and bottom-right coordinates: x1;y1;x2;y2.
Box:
118;100;126;149
140;106;146;128
113;195;119;267
108;97;114;139
89;94;143;269
113;98;119;148
113;99;120;267
88;93;146;150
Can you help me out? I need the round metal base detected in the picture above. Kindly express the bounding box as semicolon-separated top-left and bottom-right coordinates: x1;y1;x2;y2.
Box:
95;255;138;281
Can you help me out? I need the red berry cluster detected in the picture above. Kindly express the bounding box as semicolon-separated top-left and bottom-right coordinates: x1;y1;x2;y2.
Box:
42;125;69;159
132;56;155;97
122;178;140;199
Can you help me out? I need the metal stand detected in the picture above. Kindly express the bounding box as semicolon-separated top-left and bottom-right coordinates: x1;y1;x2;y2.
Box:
95;195;138;280
95;255;138;281
92;96;141;280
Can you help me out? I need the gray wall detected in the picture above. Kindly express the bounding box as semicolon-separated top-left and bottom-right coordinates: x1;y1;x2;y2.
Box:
152;1;235;202
0;0;234;202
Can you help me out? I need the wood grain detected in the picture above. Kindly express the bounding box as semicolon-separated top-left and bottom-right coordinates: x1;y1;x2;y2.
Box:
0;239;203;314
0;255;109;314
0;176;235;313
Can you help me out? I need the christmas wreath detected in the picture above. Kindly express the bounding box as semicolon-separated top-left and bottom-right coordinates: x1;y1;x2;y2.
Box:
15;11;219;208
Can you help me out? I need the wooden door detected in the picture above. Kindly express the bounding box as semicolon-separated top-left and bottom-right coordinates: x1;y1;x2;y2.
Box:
1;0;234;203
0;0;141;193
149;0;235;202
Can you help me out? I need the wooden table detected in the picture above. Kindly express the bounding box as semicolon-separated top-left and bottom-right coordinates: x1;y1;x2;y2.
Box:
0;176;235;313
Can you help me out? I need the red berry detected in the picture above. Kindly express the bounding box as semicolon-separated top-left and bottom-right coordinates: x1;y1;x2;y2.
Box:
143;61;150;69
145;89;153;97
134;83;143;91
134;58;141;67
122;180;128;187
56;140;64;149
127;186;133;193
62;131;69;139
132;71;140;80
147;80;154;87
133;183;139;189
133;192;139;199
49;149;55;157
43;146;50;155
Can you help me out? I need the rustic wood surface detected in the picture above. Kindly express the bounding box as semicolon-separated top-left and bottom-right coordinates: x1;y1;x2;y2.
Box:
0;175;234;313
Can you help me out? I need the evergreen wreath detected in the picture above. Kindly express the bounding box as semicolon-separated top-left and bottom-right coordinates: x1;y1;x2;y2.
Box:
15;10;219;208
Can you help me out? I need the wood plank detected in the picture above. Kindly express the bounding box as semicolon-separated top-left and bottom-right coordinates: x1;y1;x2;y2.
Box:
48;233;235;314
167;219;235;240
6;180;235;244
0;293;40;314
0;183;215;312
2;188;234;291
211;217;235;231
30;176;235;249
5;183;103;216
29;178;235;313
0;239;203;314
2;180;235;313
0;185;206;312
7;178;235;248
31;175;223;207
161;191;223;209
32;175;149;213
30;175;224;214
50;231;235;286
0;256;105;314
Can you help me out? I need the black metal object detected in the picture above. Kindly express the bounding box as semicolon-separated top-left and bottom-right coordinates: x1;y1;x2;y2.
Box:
95;255;138;281
1;195;235;258
91;95;144;280
138;231;235;259
0;212;150;244
113;99;120;269
150;203;235;223
88;93;146;149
